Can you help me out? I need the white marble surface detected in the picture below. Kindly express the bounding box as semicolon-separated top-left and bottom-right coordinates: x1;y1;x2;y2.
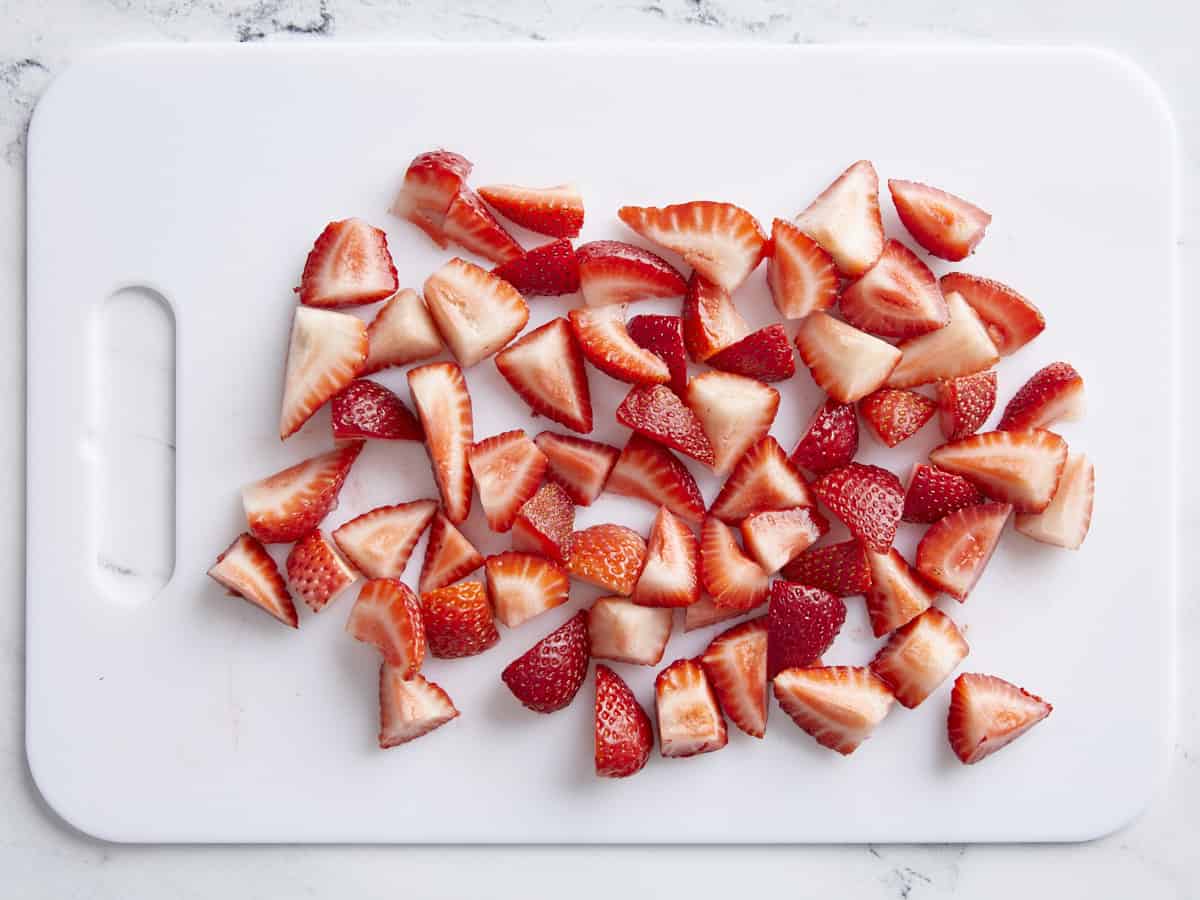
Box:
3;1;1197;897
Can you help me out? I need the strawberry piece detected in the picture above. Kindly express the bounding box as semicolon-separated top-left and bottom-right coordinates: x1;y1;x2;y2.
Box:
617;384;715;466
389;149;472;245
681;274;749;362
576;240;688;307
589;596;673;666
595;664;654;778
607;435;705;525
813;463;904;553
478;183;584;238
242;442;363;544
378;667;459;749
916;501;1012;599
889;179;992;262
423;258;529;368
701;618;768;738
634;506;700;608
494;317;593;435
279;307;368;439
655;658;728;757
948;673;1052;764
772;666;894;755
361;288;443;375
685;371;780;476
619;201;767;293
511;482;575;564
700;517;770;612
332;499;438;579
767;218;840;320
420;580;499;659
707;324;797;383
794;312;901;404
408;362;474;523
330;379;423;442
840;239;949;338
901;464;984;524
296;218;398;309
864;548;936;636
779;540;871;597
789;398;859;476
888;292;1000;389
740;507;828;574
534;431;619;506
627;314;688;395
710;436;814;523
929;429;1068;513
285;530;357;613
492;239;580;296
940;273;1045;356
859;387;937;448
467;429;548;533
568;305;671;385
870;608;969;709
484;551;570;628
683;596;747;632
501;610;591;713
793;160;884;277
1014;452;1094;550
208;533;298;627
937;370;997;440
766;581;846;678
346;578;426;675
418;510;484;594
567;524;647;595
998;362;1086;432
442;188;523;264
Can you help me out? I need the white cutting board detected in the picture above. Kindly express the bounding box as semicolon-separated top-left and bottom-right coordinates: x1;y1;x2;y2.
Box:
26;43;1177;843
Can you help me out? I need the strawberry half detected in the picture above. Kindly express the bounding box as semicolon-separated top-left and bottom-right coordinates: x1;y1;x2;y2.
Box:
779;540;871;597
740;507;828;574
575;240;688;307
794;312;901;404
567;523;647;595
859;387;937;448
685;371;780;476
901;463;984;524
467;429;548;532
948;672;1052;764
501;610;591;713
700;517;770;612
710;436;814;523
915;501;1012;600
813;463;905;553
792;160;884;277
655;658;728;757
633;506;701;608
285;530;357;613
1014;452;1094;550
208;533;298;627
767;218;840;319
937;370;997;440
701;617;769;738
568;304;672;385
864;548;936;637
378;668;459;749
279;307;368;439
494;317;593;433
683;596;748;632
485;551;570;628
296;218;398;309
419;510;484;594
870;608;969;709
242;442;363;544
888;292;1000;389
707;324;797;383
333;499;438;579
998;362;1086;432
627;313;689;395
330;379;423;442
929;429;1068;513
420;580;500;658
889;179;992;261
840;239;949;338
773;666;894;755
345;578;426;675
534;431;619;506
681;274;749;362
607;435;705;525
408;362;474;524
362;288;444;376
478;183;584;238
492;239;581;296
390;149;472;245
617;384;715;466
595;664;654;778
789;398;859;476
940;272;1045;356
589;596;673;666
766;581;846;678
512;482;575;564
442;188;523;264
423;258;529;368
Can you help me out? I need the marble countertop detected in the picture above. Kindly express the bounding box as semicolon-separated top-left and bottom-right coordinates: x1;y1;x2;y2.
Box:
2;1;1197;897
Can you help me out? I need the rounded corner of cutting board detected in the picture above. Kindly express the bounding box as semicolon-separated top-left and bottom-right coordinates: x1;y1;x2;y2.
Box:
25;734;136;845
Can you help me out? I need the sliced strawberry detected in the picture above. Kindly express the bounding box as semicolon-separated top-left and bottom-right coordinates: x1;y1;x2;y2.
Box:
681;274;749;362
422;258;529;368
492;239;580;296
345;578;426;675
534;431;619;506
707;324;797;383
937;370;997;440
889;179;991;261
467;429;548;532
870;608;969;709
767;218;840;319
940;273;1045;356
766;581;846;678
700;517;770;612
501;610;591;713
929;429;1067;513
589;595;673;666
279;307;368;439
484;551;570;628
242;442;363;544
208;533;298;627
594;664;654;778
285;530;357;613
378;667;459;748
568;304;671;385
948;672;1052;764
575;240;688;307
685;371;779;476
655;658;728;757
888;292;1000;389
710;436;814;523
813;463;904;553
567;524;647;596
740;507;828;574
361;288;443;375
408;362;474;523
683;595;747;632
420;580;499;658
627;314;689;395
864;548;936;637
332;499;438;579
840;239;948;338
772;666;894;755
442;188;523;264
789;398;859;476
1014;452;1094;550
619;201;767;293
511;482;575;564
915;502;1012;600
633;506;701;608
779;540;872;597
494;317;593;433
607;435;705;525
792;160;884;277
794;312;901;404
901;463;984;524
330;379;423;442
859;387;937;448
998;362;1086;431
418;511;484;594
617;384;715;466
478;183;584;238
701;618;768;738
389;149;472;245
296;218;398;309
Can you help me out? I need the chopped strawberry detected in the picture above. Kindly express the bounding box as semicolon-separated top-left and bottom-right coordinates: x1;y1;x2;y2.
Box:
492;239;580;296
740;507;828;574
940;273;1045;356
901;464;984;524
813;463;905;553
710;436;814;523
789;398;859;476
998;362;1086;431
766;581;846;678
888;179;992;261
330;379;423;442
208;533;298;627
389;149;472;245
501;610;591;713
242;442;363;544
378;667;459;748
478;183;584;238
485;551;570;628
888;292;1000;388
633;506;701;608
279;307;368;439
408;362;474;523
700;517;770;612
779;540;871;597
655;658;728;757
937;370;997;440
420;580;499;658
915;502;1012;600
607;435;705;525
1014;452;1094;550
361;288;443;375
701;617;769;738
870;608;969;709
840;239;948;338
296;218;398;309
511;482;575;564
947;672;1052;764
467;429;548;532
345;578;426;675
681;274;749;362
589;596;673;666
767;218;840;319
567;524;647;595
594;664;654;777
707;324;797;383
627;314;689;395
332;499;438;579
773;666;895;754
285;530;357;613
442;188;523;264
685;371;779;476
568;304;671;385
617;384;715;466
494;317;593;433
859;387;937;448
792;160;884;277
864;548;936;636
929;429;1068;513
419;510;484;594
422;258;529;368
575;240;688;307
534;431;619;506
794;312;901;403
683;595;747;632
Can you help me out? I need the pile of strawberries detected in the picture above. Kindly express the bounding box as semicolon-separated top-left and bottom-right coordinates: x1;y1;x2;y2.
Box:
209;151;1093;772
